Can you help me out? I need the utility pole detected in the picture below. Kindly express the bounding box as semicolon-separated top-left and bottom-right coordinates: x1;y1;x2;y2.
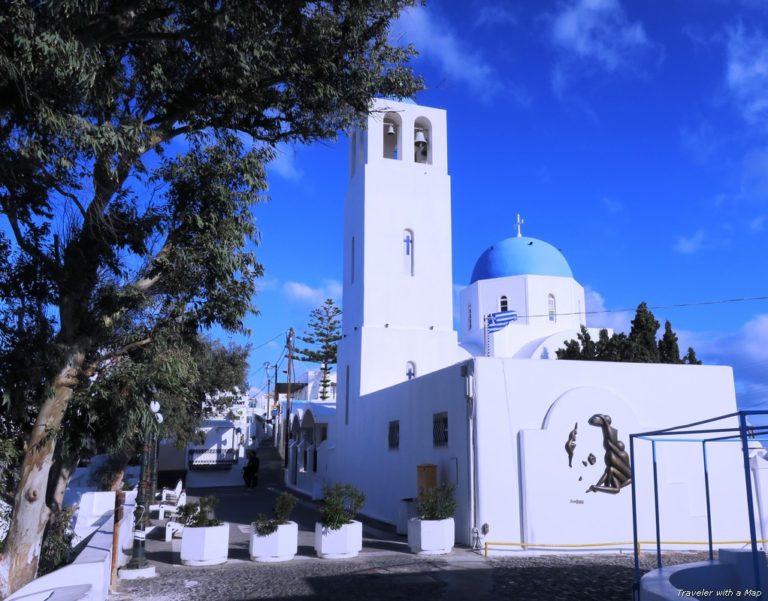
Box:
273;363;279;447
284;328;294;468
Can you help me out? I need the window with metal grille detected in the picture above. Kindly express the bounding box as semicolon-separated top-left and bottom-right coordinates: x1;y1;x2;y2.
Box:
500;295;508;312
388;420;400;450
433;412;448;447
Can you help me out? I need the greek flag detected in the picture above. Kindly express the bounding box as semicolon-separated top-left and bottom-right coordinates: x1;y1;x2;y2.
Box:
487;310;518;333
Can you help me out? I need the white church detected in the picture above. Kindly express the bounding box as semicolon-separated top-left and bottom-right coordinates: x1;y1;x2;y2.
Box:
289;97;757;555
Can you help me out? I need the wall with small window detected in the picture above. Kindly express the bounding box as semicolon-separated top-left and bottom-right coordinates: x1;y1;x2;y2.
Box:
388;420;400;450
432;412;448;447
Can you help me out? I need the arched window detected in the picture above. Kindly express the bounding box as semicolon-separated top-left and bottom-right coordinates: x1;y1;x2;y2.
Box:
500;295;508;312
468;304;472;330
548;294;557;322
382;112;401;160
403;229;414;276
414;117;432;164
406;361;416;380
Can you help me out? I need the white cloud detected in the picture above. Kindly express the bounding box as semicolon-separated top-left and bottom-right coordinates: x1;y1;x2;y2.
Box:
693;314;768;408
396;7;501;101
673;230;707;254
282;279;341;305
268;143;303;181
601;197;623;213
549;0;656;92
583;286;632;332
750;215;767;232
474;5;517;29
726;24;768;126
680;122;718;163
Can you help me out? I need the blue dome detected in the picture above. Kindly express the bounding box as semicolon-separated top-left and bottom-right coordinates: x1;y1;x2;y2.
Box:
470;236;573;283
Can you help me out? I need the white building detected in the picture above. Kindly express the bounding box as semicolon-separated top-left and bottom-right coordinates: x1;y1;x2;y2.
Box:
282;98;759;557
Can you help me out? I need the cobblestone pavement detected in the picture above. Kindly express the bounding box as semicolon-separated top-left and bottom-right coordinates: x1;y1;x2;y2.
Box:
111;445;708;600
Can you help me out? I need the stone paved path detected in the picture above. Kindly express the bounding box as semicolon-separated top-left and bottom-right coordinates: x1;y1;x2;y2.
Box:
111;444;706;600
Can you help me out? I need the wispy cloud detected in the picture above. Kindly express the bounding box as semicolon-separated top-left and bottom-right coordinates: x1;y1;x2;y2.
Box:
549;0;657;94
474;5;517;29
282;279;341;305
750;215;767;232
395;6;501;101
673;230;707;254
694;314;768;408
601;197;623;213
583;286;632;332
268;143;303;182
680;122;719;163
725;24;768;126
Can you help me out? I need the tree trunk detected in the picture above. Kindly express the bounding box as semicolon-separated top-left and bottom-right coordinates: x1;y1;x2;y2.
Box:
0;347;85;598
49;452;78;513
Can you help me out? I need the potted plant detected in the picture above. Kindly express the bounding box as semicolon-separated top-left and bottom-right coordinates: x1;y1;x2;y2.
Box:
314;483;366;559
407;484;457;555
249;492;298;562
178;496;229;566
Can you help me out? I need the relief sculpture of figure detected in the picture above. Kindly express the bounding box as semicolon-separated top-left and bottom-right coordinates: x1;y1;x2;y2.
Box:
586;414;631;494
565;422;578;467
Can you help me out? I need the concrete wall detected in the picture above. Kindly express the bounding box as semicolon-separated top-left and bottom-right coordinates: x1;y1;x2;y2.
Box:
472;357;743;554
328;363;473;544
6;491;134;601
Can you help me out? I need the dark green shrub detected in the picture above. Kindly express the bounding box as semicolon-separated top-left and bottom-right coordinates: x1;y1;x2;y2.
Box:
416;484;456;521
38;506;75;575
319;483;365;531
253;492;297;536
178;496;222;527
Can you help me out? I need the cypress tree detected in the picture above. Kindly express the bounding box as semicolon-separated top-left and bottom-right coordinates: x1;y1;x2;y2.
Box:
627;302;660;363
658;320;682;364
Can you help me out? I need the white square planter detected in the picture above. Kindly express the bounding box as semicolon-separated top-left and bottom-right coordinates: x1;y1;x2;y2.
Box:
407;517;454;555
249;521;298;562
180;523;229;566
314;520;363;559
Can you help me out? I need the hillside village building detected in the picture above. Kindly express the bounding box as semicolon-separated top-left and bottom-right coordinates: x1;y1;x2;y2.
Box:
286;97;756;554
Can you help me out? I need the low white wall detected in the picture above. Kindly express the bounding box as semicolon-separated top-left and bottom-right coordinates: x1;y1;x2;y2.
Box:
6;491;135;601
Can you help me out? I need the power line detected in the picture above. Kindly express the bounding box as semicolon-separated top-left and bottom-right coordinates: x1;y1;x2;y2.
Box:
517;295;768;320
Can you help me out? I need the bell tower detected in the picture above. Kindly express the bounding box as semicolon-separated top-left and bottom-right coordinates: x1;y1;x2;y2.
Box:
337;97;458;413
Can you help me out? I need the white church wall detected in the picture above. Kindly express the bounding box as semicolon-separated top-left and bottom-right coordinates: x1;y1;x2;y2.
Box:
459;275;586;357
328;364;472;545
472;357;741;555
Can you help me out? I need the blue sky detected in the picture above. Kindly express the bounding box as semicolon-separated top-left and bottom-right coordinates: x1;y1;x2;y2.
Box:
238;0;768;408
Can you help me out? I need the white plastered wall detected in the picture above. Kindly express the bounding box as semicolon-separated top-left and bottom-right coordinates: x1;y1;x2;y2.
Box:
327;363;472;544
471;357;743;555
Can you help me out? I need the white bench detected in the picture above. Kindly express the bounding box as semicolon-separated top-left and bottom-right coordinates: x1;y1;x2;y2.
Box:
156;479;183;504
150;491;186;520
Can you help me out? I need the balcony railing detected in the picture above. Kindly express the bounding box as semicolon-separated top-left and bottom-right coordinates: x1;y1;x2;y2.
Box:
187;449;238;470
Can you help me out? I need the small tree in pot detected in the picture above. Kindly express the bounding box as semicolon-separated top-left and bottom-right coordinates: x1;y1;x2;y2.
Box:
250;492;298;562
179;496;229;566
408;484;457;555
314;483;366;559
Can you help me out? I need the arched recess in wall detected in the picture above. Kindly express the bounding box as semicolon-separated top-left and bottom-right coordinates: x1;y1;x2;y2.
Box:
500;295;508;312
406;361;416;380
548;294;557;322
468;304;472;330
383;112;402;160
350;132;357;177
403;229;414;276
414;117;432;164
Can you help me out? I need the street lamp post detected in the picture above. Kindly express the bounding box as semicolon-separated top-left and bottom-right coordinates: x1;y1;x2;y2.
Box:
125;400;163;574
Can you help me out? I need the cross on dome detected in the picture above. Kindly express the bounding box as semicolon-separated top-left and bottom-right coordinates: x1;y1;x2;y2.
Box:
515;214;524;238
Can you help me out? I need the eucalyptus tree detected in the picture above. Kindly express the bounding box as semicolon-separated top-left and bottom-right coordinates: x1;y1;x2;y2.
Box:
0;0;422;593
